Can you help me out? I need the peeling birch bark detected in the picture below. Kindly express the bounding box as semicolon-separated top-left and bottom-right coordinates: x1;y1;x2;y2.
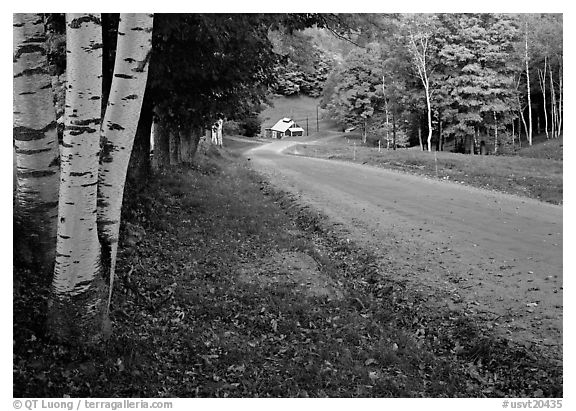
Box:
13;13;60;272
49;13;105;342
97;13;154;314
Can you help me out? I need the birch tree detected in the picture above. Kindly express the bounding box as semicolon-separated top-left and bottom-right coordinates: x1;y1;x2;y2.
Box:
49;13;106;342
524;20;533;146
537;56;549;139
13;14;60;272
49;13;153;342
97;13;154;316
404;14;437;152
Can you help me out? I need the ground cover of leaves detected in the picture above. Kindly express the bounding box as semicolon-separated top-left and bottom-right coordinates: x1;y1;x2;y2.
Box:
290;135;562;205
13;150;562;398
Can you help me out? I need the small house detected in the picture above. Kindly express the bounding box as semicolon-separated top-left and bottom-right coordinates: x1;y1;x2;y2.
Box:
265;118;305;139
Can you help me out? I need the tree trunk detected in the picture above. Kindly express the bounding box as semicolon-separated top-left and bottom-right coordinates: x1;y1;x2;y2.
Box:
178;125;192;164
169;126;180;166
127;85;153;186
211;122;218;145
382;75;390;147
97;13;153;320
216;119;223;147
549;66;556;138
557;63;562;137
49;13;106;343
392;112;397;150
517;96;528;148
425;84;432;152
152;115;170;170
13;13;60;273
418;124;423;151
537;55;549;139
439;116;444;151
493;111;498;154
525;22;533;146
511;119;515;149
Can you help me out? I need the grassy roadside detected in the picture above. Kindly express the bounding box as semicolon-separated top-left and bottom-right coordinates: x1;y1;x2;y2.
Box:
288;134;563;205
13;147;562;398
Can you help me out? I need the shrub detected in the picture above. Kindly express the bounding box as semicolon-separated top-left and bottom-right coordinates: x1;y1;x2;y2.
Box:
241;115;262;137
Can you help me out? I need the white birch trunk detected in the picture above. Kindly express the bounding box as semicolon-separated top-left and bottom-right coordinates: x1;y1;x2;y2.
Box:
537;56;549;139
557;63;562;137
216;118;223;147
525;23;533;146
13;13;60;271
408;32;433;152
549;66;556;138
382;75;390;146
50;13;105;342
424;82;432;152
493;111;498;154
97;13;154;313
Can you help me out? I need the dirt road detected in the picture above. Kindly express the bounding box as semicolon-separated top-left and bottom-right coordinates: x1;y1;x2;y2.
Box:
245;137;563;355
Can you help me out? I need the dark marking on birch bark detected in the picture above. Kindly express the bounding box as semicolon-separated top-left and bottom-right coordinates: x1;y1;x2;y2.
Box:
90;96;101;100
40;83;52;89
97;199;110;208
68;15;102;29
89;42;104;51
81;181;98;187
20;91;36;96
124;57;135;63
122;94;138;101
13;122;57;141
14;147;51;155
13;22;24;28
67;126;99;136
114;73;135;79
17;169;57;178
13;66;50;78
59;235;71;239
49;156;60;167
70;118;101;126
14;44;46;59
56;252;71;258
22;35;46;44
61;142;73;148
70;171;92;177
133;49;152;73
108;123;125;131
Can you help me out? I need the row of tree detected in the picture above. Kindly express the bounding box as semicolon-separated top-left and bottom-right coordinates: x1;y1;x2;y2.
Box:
13;13;346;343
321;13;563;153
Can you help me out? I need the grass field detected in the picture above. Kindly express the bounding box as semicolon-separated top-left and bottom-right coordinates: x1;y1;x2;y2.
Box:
288;134;563;205
13;144;562;398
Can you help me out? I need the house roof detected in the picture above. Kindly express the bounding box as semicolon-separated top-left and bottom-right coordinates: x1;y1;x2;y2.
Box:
289;127;304;133
270;118;295;133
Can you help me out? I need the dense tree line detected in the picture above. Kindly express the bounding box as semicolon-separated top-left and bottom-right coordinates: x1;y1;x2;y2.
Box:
322;13;563;153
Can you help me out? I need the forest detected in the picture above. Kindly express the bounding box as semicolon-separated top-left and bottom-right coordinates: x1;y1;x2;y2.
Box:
13;13;563;398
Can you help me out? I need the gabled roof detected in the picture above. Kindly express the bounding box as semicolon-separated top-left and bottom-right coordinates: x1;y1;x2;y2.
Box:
271;118;295;133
